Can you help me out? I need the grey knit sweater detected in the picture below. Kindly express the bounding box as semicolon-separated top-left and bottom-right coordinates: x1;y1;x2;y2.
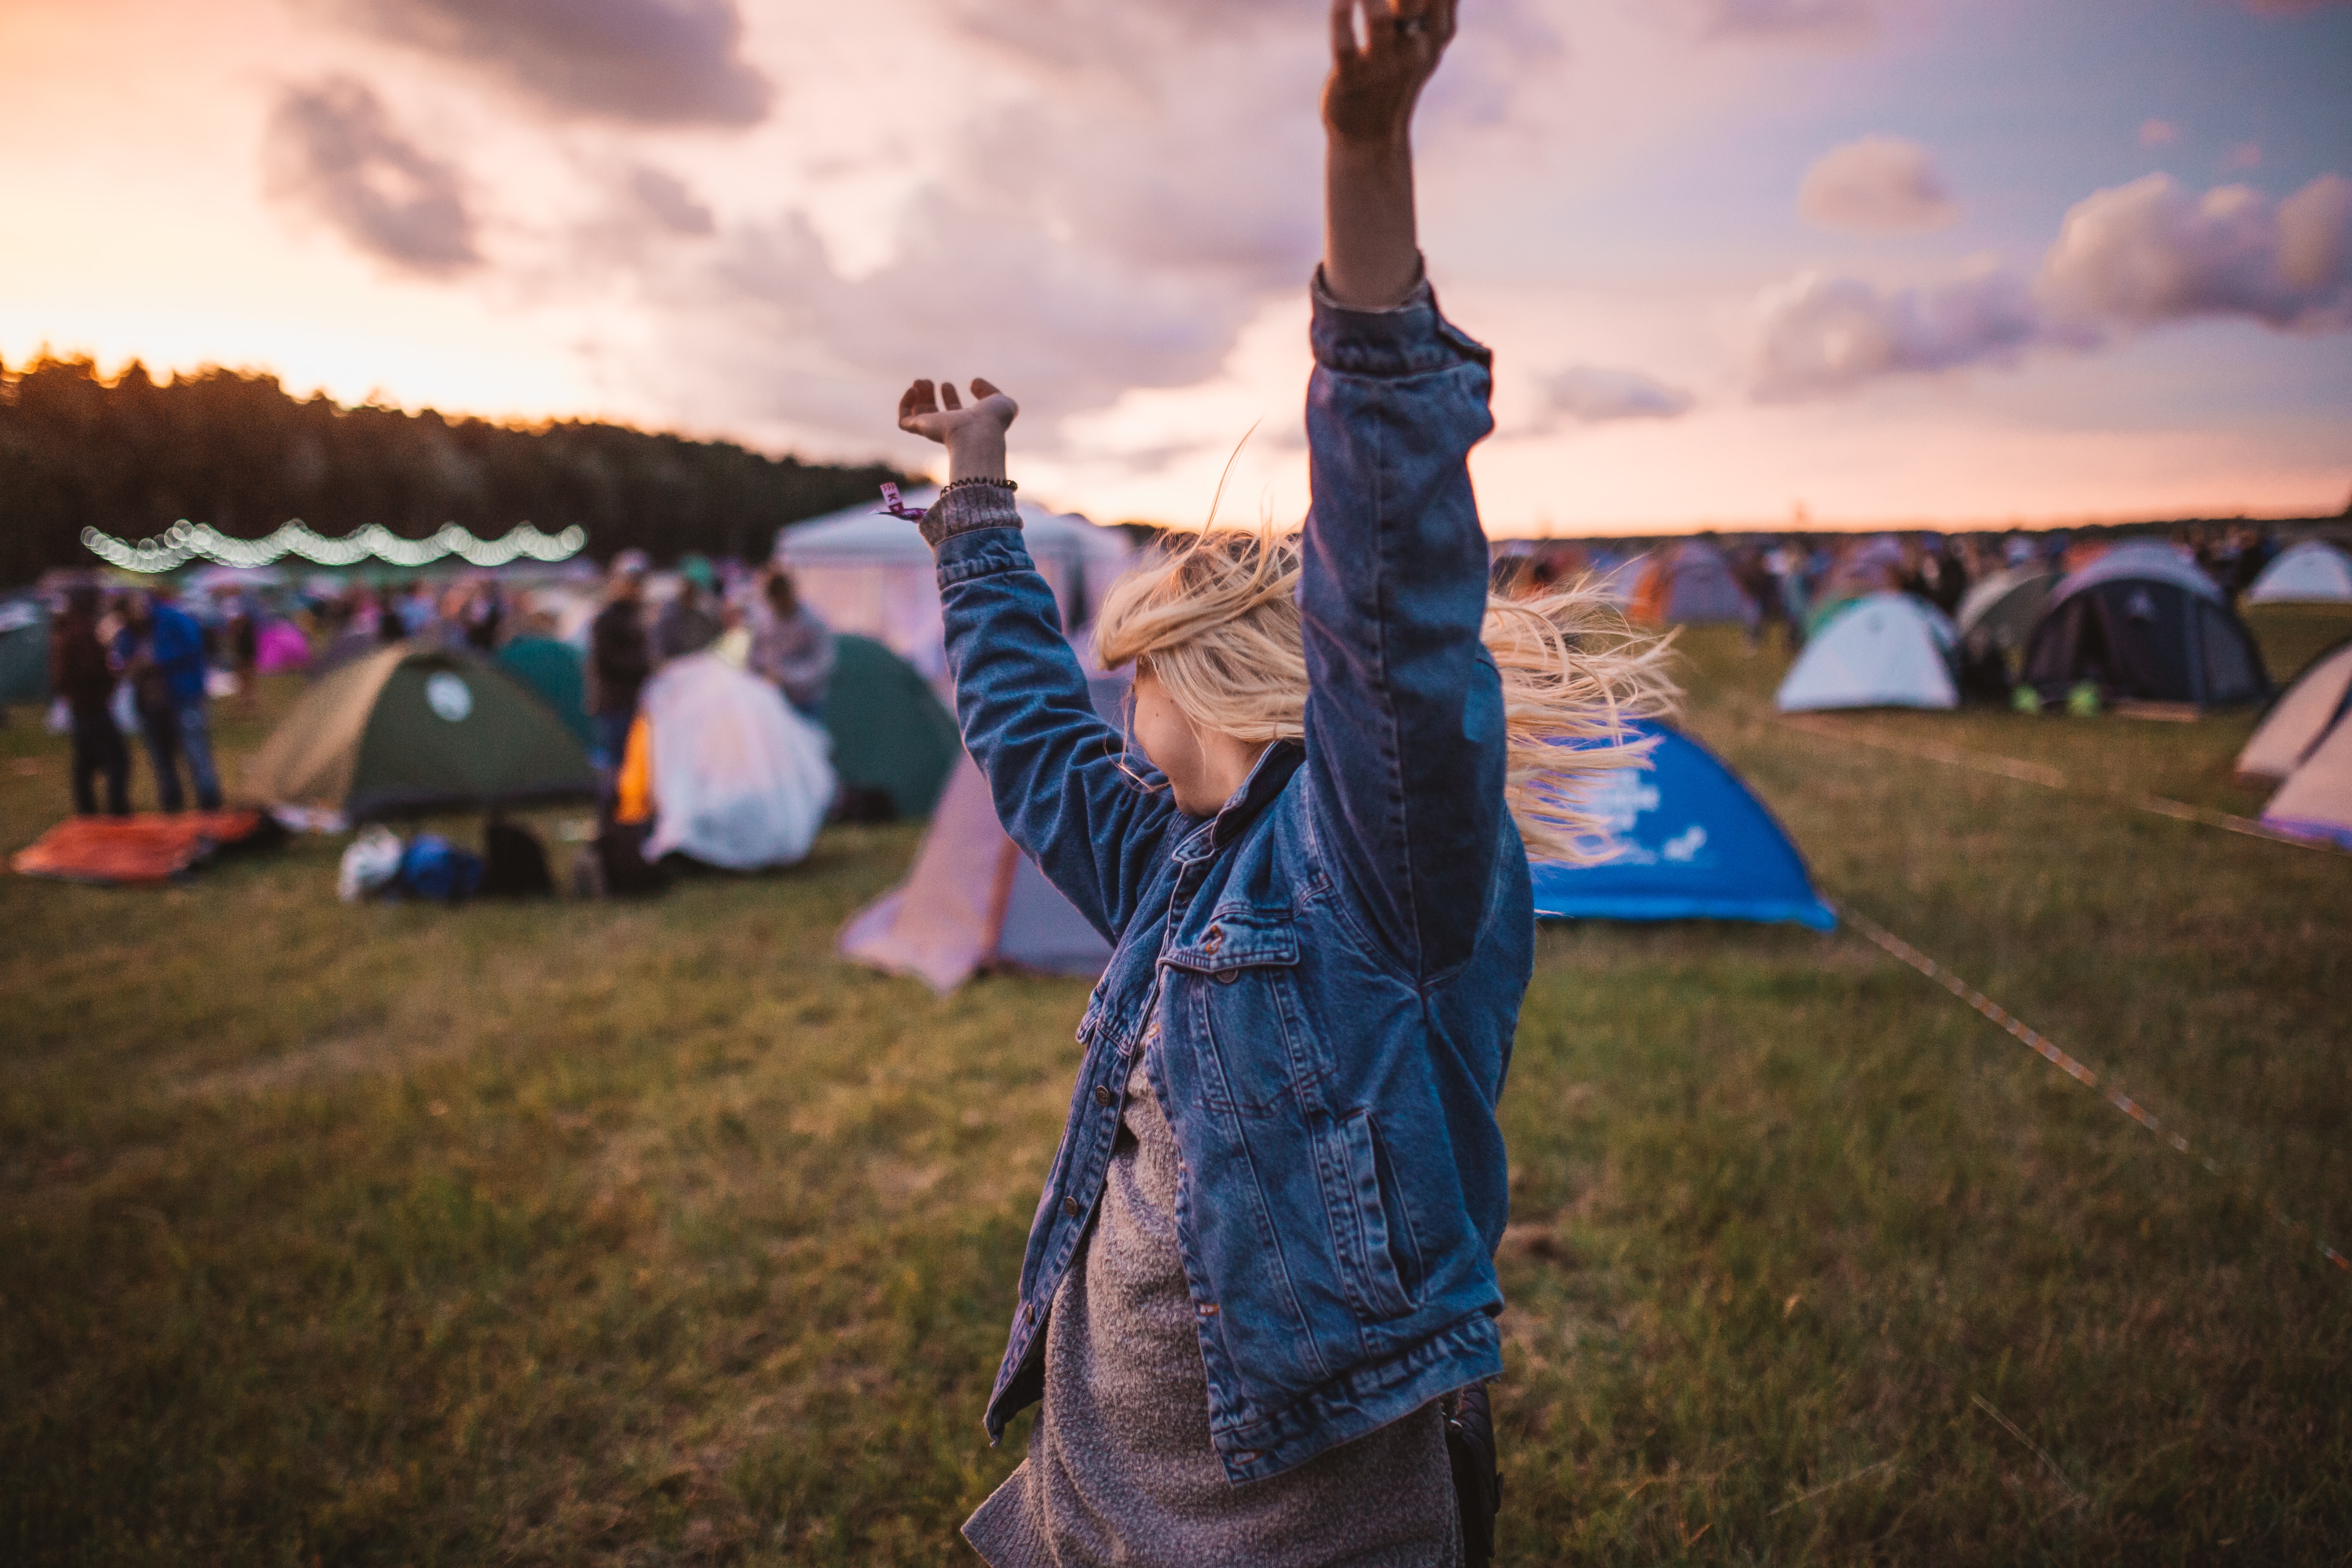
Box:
963;1024;1461;1568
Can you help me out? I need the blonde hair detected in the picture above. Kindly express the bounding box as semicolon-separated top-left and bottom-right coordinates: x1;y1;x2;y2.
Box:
1093;526;1679;864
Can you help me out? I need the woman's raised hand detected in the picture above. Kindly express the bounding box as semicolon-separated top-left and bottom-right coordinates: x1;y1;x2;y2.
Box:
897;378;1019;482
1323;0;1456;148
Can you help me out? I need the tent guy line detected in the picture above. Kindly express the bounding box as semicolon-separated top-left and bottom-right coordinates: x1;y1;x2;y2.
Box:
1829;897;2351;1277
1774;712;2345;857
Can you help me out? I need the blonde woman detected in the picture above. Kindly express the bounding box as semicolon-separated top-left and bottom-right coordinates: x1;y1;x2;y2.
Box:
894;3;1671;1561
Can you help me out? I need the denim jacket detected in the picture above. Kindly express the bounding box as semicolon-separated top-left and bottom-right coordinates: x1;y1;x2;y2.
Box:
933;276;1525;1485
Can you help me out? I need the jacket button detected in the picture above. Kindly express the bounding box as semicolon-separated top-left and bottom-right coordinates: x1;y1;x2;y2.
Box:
1215;969;1239;985
1203;926;1223;952
1063;1196;1083;1219
1094;1084;1114;1107
1197;1301;1219;1316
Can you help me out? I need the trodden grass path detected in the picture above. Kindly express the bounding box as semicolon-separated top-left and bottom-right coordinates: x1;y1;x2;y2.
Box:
3;604;2346;1565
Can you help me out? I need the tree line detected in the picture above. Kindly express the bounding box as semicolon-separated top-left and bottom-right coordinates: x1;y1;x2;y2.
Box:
0;355;907;586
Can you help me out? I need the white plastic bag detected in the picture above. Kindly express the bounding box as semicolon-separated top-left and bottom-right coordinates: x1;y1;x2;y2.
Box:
337;825;405;903
639;652;836;870
46;699;71;736
110;681;138;737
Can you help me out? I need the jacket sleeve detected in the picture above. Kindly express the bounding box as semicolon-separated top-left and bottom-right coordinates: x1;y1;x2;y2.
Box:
1298;273;1504;983
934;490;1178;942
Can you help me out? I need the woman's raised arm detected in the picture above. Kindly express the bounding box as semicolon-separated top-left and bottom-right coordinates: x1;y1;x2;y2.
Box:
1321;0;1455;309
1300;0;1507;985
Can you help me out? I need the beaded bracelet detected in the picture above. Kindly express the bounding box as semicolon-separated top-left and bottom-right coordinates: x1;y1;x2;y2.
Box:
939;475;1017;497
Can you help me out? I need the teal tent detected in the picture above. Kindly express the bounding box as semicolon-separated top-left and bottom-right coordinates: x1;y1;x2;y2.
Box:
820;634;961;820
496;635;593;747
0;598;49;711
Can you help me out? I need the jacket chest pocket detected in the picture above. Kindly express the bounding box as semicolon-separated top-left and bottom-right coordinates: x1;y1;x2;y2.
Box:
1163;910;1319;1123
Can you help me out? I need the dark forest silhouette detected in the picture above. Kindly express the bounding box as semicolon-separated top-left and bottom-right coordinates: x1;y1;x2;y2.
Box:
0;355;906;585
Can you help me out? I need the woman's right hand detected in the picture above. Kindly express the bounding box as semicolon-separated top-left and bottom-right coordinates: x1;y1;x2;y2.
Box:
897;378;1019;482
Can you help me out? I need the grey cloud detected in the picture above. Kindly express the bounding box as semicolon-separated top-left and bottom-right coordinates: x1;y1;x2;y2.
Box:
692;195;1260;444
2041;173;2350;331
355;0;769;126
1800;136;1958;234
264;77;478;276
1752;267;2044;399
1541;367;1697;423
1753;170;2351;398
626;166;716;236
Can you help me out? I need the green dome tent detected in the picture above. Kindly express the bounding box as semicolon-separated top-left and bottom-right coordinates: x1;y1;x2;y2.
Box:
244;643;597;821
819;634;962;820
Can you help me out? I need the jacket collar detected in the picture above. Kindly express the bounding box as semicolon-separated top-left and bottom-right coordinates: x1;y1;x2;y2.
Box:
1173;740;1305;867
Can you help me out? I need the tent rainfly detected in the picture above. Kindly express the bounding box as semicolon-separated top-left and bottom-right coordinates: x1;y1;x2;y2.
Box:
1531;721;1834;928
1775;593;1960;713
838;668;1129;992
775;490;1133;679
243;643;597;822
2236;639;2352;783
2021;542;2268;707
820;634;962;820
2245;540;2352;605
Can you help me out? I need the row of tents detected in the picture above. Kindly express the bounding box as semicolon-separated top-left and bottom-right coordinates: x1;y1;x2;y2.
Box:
1775;539;2291;714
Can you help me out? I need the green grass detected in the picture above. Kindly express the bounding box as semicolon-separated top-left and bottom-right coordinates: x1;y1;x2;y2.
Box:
3;604;2348;1565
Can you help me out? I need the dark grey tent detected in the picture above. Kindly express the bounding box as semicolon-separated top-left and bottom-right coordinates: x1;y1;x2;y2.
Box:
2022;543;2267;707
1953;567;2056;700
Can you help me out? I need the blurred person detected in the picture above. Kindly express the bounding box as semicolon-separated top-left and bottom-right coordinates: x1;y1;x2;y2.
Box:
462;576;506;652
588;551;652;785
114;585;220;812
900;6;1671;1562
374;584;405;644
49;586;129;816
655;559;723;661
749;568;836;717
224;591;261;712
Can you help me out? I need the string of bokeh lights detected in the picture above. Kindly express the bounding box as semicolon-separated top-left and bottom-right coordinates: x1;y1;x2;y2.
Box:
80;520;587;574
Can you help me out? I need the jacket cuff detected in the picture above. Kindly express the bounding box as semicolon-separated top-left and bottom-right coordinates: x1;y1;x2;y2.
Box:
920;484;1022;548
1309;263;1492;378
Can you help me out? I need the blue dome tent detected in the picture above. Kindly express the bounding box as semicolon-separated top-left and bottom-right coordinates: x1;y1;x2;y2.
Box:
1531;722;1834;930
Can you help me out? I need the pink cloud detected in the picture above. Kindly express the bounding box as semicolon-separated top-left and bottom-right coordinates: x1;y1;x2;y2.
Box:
1799;136;1959;234
2139;119;2180;149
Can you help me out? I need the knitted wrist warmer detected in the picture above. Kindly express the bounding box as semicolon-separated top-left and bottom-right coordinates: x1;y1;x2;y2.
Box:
921;481;1022;548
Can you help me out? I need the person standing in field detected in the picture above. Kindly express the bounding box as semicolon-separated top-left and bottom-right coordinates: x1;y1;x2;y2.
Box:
890;5;1673;1562
49;586;130;817
748;568;836;718
588;550;653;783
114;585;222;813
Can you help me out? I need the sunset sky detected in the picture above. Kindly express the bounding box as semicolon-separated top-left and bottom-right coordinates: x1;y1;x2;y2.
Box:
4;0;2347;535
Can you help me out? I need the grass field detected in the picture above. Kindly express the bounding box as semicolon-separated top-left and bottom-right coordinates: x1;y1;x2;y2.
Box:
4;605;2347;1566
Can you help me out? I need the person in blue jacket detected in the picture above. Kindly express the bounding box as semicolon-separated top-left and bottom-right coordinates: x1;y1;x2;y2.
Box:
896;3;1674;1561
115;584;222;812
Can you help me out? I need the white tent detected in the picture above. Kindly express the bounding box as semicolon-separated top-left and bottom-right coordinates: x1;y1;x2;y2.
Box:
638;652;836;870
2264;705;2352;850
1775;592;1959;712
2236;640;2352;782
775;489;1134;679
2246;540;2352;605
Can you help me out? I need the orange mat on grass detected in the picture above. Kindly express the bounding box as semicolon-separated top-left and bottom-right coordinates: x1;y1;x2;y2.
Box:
10;811;275;885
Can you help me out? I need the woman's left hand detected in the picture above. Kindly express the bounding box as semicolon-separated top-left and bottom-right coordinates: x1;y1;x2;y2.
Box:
897;378;1019;481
